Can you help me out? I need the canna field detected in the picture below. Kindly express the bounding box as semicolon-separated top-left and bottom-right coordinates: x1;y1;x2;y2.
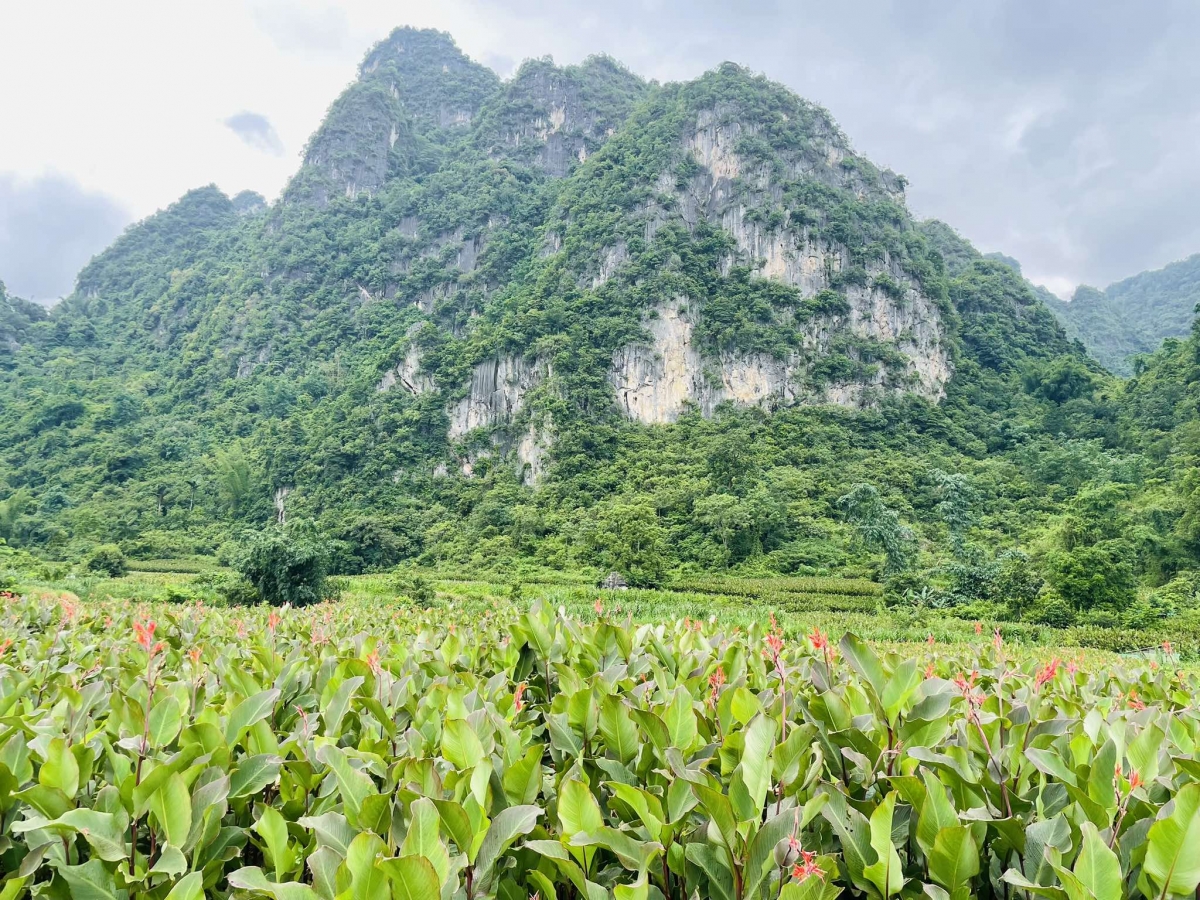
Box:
2;586;1199;900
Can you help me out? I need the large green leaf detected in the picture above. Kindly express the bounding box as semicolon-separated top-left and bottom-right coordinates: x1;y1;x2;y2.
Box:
441;718;484;771
149;772;192;848
599;696;640;764
607;782;665;839
402;798;450;885
149;696;183;748
929;825;980;900
473;804;541;892
13;809;126;862
39;737;79;798
916;770;958;858
1144;783;1200;898
225;688;280;745
253;805;293;882
164;872;205;900
881;658;920;724
863;792;904;899
342;832;390;900
839;635;886;700
229;754;284;800
559;779;603;839
380;856;441;900
315;744;375;822
50;858;124;900
226;866;318;900
1068;823;1122;900
569;827;662;873
730;713;776;821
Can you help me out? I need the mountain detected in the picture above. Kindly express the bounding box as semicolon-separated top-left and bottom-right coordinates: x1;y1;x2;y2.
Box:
1043;254;1200;375
4;27;1192;614
0;280;47;368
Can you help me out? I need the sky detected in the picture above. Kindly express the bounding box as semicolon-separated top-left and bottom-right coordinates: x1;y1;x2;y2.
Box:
2;0;1198;304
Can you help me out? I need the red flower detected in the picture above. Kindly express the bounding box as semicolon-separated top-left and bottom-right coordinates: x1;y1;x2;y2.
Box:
954;670;982;708
594;597;604;616
993;628;1004;651
1127;691;1145;712
1163;640;1174;655
0;638;12;657
133;620;163;656
791;850;826;883
1035;658;1060;689
924;662;935;678
973;621;982;636
765;632;784;656
926;633;935;646
808;628;829;651
268;610;282;633
514;681;527;712
708;666;726;707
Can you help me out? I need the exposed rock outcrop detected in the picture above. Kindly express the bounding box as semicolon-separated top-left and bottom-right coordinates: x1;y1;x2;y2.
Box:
447;355;551;438
285;28;500;206
478;56;646;177
609;295;948;425
377;343;433;394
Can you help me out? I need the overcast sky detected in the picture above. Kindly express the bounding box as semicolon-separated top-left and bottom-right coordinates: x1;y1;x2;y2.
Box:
2;0;1198;303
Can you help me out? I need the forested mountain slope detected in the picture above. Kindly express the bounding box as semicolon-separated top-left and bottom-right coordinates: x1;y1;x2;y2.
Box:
1046;253;1200;375
0;281;46;368
3;27;1197;625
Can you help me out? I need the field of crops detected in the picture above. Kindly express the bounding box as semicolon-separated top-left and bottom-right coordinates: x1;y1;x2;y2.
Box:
0;586;1197;900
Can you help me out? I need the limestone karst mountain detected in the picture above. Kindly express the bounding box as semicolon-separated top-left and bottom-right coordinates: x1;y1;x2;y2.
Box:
0;27;1099;572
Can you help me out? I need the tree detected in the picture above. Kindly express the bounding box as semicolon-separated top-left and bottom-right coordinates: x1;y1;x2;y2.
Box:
0;489;32;543
233;523;331;607
1043;541;1137;612
84;543;127;577
931;470;978;559
582;498;667;587
837;483;915;575
215;447;253;516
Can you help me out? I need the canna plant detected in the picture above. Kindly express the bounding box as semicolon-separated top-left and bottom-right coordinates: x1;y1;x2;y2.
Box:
0;593;1198;899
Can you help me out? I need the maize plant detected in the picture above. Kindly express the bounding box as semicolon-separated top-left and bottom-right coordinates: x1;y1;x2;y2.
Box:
0;593;1198;900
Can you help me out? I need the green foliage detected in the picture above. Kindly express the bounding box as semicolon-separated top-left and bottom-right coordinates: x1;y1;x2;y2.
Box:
232;523;331;607
0;591;1195;900
84;542;127;577
1043;542;1138;612
837;483;915;574
3;25;1200;629
1049;253;1200;375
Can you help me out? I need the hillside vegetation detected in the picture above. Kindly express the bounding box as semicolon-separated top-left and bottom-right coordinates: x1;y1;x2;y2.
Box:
1046;254;1200;375
2;28;1200;637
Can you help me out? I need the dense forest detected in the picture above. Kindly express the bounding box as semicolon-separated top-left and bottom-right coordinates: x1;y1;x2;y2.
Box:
1044;253;1200;375
3;27;1200;632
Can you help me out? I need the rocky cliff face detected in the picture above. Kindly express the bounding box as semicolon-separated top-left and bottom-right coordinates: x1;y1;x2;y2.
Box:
287;28;500;205
596;103;949;423
447;355;550;438
476;57;647;177
376;68;951;462
608;294;947;424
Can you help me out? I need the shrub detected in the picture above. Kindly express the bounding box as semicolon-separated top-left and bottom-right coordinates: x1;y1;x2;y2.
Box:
1025;590;1075;627
84;543;127;577
391;571;435;607
232;523;331;607
1042;541;1137;611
